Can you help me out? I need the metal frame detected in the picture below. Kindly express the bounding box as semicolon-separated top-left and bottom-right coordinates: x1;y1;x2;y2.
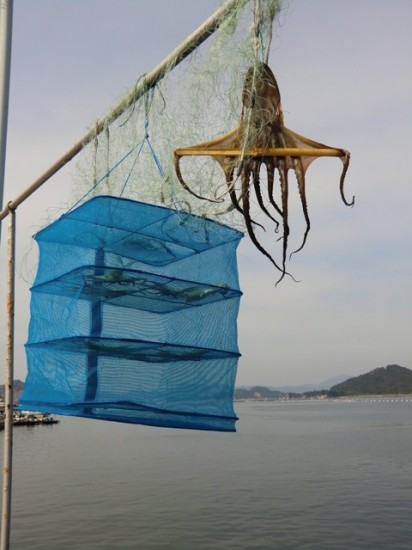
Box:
0;1;247;547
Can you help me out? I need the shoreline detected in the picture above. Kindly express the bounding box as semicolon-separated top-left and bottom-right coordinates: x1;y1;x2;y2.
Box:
0;412;60;430
235;394;412;402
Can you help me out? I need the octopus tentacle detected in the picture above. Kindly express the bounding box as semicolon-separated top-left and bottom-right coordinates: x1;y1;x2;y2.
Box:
241;165;289;279
227;175;245;215
228;165;266;231
290;156;311;258
212;166;236;202
251;160;280;231
339;151;354;207
277;157;290;284
174;154;223;203
265;158;283;224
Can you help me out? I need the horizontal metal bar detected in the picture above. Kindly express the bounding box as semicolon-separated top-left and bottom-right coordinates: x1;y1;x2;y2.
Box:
175;147;346;158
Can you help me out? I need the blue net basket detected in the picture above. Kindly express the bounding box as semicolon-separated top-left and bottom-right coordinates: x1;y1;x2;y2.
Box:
19;196;243;431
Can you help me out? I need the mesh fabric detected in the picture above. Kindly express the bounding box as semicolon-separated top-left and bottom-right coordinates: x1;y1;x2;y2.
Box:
19;196;243;431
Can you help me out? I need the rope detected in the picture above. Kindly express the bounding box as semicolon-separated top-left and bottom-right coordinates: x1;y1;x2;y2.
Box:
67;140;142;212
69;81;168;207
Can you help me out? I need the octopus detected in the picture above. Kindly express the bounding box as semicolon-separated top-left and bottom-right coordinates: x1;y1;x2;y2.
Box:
174;62;353;283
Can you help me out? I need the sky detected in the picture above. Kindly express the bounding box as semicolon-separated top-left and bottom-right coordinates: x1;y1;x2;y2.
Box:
0;0;411;388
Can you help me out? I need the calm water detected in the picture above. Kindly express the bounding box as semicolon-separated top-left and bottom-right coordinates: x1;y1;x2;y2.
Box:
2;398;412;549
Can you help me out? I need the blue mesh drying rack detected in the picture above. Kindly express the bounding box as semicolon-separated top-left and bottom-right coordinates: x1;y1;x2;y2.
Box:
19;196;243;431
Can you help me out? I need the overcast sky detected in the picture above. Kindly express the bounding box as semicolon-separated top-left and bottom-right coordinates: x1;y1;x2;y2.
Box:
1;0;411;388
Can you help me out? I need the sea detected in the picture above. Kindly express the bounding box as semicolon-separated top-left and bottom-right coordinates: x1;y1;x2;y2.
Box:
1;398;412;549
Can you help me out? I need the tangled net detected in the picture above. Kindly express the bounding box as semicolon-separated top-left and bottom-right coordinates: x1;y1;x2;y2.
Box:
69;0;352;283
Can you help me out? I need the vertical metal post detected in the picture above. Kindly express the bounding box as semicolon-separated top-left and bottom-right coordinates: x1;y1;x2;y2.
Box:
0;0;14;240
1;206;15;550
84;249;105;415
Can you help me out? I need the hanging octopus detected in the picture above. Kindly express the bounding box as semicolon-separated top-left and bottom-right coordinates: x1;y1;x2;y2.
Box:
174;62;353;283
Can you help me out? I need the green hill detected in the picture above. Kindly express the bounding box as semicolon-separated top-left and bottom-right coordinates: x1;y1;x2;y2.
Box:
330;364;412;396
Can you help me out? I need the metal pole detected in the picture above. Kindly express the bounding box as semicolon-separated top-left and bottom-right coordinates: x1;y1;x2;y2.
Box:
1;206;16;550
0;0;13;239
0;0;246;223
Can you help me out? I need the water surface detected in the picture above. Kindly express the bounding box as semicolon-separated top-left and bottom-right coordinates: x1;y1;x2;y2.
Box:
2;398;412;549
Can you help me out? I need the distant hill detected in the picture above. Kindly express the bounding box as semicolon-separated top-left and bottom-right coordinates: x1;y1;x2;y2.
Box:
5;368;411;405
234;386;285;400
0;379;25;400
272;374;349;394
330;365;412;396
